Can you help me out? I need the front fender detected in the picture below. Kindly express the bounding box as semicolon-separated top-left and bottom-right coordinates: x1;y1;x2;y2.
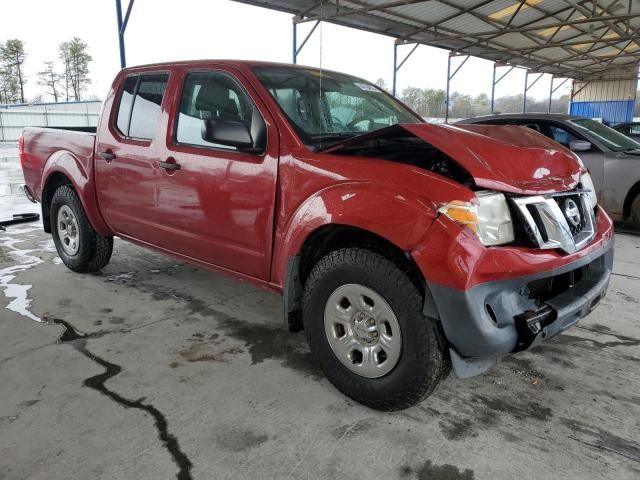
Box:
271;181;437;286
42;151;111;236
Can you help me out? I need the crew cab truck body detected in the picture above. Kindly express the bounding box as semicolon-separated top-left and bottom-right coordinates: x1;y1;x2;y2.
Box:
20;61;614;410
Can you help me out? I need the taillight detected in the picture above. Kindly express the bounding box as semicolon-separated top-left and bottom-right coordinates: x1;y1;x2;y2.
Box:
18;132;26;168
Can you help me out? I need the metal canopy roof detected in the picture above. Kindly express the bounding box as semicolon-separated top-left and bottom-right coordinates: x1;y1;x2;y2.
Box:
235;0;640;80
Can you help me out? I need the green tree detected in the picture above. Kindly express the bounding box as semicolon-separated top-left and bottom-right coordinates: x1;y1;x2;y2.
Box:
0;39;27;103
58;41;72;101
59;37;92;101
37;61;63;102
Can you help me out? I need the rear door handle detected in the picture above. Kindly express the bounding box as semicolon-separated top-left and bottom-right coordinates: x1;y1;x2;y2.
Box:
98;151;116;161
159;160;181;171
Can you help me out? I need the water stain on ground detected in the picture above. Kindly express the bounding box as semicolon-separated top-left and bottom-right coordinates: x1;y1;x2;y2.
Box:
217;317;322;380
330;418;377;440
561;418;640;463
106;273;323;379
401;460;475;480
501;356;546;380
177;342;243;363
438;408;499;441
472;394;552;422
553;332;640;350
215;427;268;451
615;291;638;304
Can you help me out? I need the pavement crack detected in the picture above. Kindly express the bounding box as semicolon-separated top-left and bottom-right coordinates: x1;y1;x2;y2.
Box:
53;318;193;480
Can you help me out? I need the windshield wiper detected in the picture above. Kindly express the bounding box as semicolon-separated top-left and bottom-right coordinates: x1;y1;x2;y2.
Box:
310;132;363;151
310;132;361;141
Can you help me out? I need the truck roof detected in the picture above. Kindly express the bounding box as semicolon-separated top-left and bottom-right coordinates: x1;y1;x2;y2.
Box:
120;59;349;76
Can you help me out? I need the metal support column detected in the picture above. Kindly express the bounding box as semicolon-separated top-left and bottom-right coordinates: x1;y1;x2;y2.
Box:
115;0;135;69
292;16;320;64
490;63;496;113
523;71;544;113
445;54;470;123
548;77;569;113
392;41;419;96
490;63;516;113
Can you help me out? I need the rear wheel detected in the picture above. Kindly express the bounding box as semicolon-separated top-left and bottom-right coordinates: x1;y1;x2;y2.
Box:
628;193;640;229
50;185;113;273
302;248;449;411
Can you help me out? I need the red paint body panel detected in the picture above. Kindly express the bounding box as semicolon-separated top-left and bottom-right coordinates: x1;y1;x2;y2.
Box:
19;60;613;298
412;207;614;291
21;127;111;236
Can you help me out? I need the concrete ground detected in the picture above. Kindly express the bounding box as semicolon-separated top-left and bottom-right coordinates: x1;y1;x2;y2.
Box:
1;142;639;480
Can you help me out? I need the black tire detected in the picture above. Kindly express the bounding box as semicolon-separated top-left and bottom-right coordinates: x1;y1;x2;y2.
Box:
302;248;450;411
628;194;640;229
50;185;113;273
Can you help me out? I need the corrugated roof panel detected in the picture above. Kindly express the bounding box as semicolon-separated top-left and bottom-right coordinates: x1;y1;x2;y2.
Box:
476;0;550;26
233;0;640;79
438;13;503;34
390;2;462;25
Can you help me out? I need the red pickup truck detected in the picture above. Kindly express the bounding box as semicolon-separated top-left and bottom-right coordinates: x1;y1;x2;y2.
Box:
20;60;614;410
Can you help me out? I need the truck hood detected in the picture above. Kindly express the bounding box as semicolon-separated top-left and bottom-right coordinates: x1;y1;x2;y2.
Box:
325;123;583;195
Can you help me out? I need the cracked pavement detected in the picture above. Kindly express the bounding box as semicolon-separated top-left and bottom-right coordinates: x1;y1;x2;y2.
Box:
1;144;639;479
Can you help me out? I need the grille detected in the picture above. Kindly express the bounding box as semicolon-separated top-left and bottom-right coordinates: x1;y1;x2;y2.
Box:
510;190;596;254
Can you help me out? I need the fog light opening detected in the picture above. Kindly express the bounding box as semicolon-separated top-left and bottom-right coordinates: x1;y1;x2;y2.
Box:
486;304;498;325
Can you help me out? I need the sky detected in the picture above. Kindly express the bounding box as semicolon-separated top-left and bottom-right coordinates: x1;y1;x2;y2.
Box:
2;0;569;103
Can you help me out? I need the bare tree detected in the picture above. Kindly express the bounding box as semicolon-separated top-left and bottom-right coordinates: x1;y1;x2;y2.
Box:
37;61;63;102
59;38;92;101
0;39;27;103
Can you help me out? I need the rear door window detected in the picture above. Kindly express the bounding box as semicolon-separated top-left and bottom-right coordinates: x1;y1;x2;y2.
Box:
115;73;169;140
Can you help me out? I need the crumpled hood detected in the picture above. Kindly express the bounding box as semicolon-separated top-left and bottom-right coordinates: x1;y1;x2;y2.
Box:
329;123;584;194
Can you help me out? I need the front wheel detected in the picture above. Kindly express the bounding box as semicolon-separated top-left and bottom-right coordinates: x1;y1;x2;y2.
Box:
50;185;113;273
302;248;450;411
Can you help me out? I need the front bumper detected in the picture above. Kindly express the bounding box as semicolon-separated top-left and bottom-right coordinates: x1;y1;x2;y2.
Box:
424;236;614;378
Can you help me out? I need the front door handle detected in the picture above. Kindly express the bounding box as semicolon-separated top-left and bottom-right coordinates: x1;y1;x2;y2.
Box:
98;151;116;161
159;160;181;171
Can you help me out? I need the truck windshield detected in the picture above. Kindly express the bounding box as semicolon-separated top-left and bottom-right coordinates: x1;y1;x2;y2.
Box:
569;118;640;152
253;66;422;149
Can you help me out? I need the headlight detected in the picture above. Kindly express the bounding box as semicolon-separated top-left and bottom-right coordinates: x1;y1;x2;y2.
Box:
438;192;514;246
580;171;597;208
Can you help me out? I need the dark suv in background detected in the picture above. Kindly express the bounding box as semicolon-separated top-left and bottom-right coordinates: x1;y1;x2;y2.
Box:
459;113;640;226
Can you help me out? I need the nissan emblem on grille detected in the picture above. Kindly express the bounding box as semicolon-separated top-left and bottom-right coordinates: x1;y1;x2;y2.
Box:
563;198;581;227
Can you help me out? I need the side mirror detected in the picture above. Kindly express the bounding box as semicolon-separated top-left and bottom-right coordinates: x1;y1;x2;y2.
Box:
569;140;592;152
201;119;254;149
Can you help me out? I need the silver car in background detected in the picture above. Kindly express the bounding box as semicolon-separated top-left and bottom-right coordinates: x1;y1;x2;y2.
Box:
459;113;640;226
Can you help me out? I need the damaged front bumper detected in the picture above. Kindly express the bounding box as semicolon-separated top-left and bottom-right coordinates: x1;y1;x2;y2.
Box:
424;238;614;379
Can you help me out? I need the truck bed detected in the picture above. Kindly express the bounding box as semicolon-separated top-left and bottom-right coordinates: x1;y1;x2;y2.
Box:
21;127;96;203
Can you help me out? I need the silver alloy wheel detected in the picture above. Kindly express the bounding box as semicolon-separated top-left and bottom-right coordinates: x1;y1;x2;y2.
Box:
57;205;80;255
324;283;402;378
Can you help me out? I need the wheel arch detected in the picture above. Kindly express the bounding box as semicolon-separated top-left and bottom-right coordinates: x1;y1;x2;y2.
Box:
41;150;111;236
283;224;428;332
622;179;640;221
41;172;74;233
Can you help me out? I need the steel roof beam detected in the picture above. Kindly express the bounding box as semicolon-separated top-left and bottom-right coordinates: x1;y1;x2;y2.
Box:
299;0;431;23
